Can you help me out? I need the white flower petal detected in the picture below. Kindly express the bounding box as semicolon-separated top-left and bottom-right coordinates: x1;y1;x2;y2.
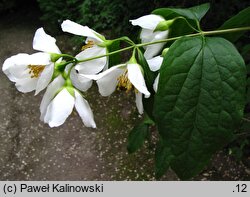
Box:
75;46;107;74
40;75;65;121
74;90;96;128
61;20;103;42
144;43;165;59
28;52;51;65
3;52;51;93
70;68;93;92
2;53;31;82
35;63;54;95
135;92;143;114
144;31;169;59
44;88;75;127
15;77;38;93
33;28;61;54
127;64;150;97
95;64;125;96
147;56;163;72
79;64;125;96
130;14;164;30
140;29;155;45
153;74;160;92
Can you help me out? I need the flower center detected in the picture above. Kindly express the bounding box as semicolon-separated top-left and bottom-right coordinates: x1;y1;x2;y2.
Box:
28;65;45;78
81;40;94;51
117;70;133;93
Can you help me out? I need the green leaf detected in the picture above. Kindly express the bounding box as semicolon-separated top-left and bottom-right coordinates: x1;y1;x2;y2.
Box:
152;3;210;22
155;138;173;179
107;40;121;67
219;7;250;42
127;122;149;154
154;36;246;180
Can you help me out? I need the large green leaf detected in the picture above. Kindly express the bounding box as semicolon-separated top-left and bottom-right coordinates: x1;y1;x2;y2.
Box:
219;7;250;42
152;3;210;22
154;36;246;179
155;138;173;179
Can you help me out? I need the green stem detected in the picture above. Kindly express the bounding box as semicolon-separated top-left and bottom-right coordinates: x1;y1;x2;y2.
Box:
77;45;134;63
66;61;77;78
77;26;250;63
112;36;135;45
137;26;250;47
196;20;202;32
60;54;76;59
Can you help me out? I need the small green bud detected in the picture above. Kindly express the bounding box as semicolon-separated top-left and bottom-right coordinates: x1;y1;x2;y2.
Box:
154;19;175;32
161;48;169;57
50;53;62;62
55;61;67;72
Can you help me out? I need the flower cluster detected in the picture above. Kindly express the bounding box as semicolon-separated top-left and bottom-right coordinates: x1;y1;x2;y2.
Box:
2;14;171;128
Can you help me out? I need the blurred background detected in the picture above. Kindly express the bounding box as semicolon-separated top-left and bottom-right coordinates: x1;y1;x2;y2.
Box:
1;0;250;36
0;0;249;180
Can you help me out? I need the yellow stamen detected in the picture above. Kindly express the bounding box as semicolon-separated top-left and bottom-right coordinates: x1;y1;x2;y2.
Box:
81;40;94;51
117;70;133;93
28;65;45;78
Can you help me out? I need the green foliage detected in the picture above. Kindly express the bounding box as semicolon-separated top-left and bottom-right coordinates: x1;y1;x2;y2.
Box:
78;0;122;30
219;7;250;42
153;36;246;179
37;0;154;36
37;0;250;38
127;122;149;154
37;0;82;30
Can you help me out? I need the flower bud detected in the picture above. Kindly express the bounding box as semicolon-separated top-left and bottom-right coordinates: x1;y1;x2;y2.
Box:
154;19;175;32
162;48;169;57
50;53;62;62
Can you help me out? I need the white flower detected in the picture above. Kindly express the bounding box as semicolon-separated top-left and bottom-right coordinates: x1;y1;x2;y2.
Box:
146;48;170;92
82;63;150;114
2;28;61;95
146;55;163;72
61;20;108;91
40;75;96;128
146;55;163;92
130;14;169;59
